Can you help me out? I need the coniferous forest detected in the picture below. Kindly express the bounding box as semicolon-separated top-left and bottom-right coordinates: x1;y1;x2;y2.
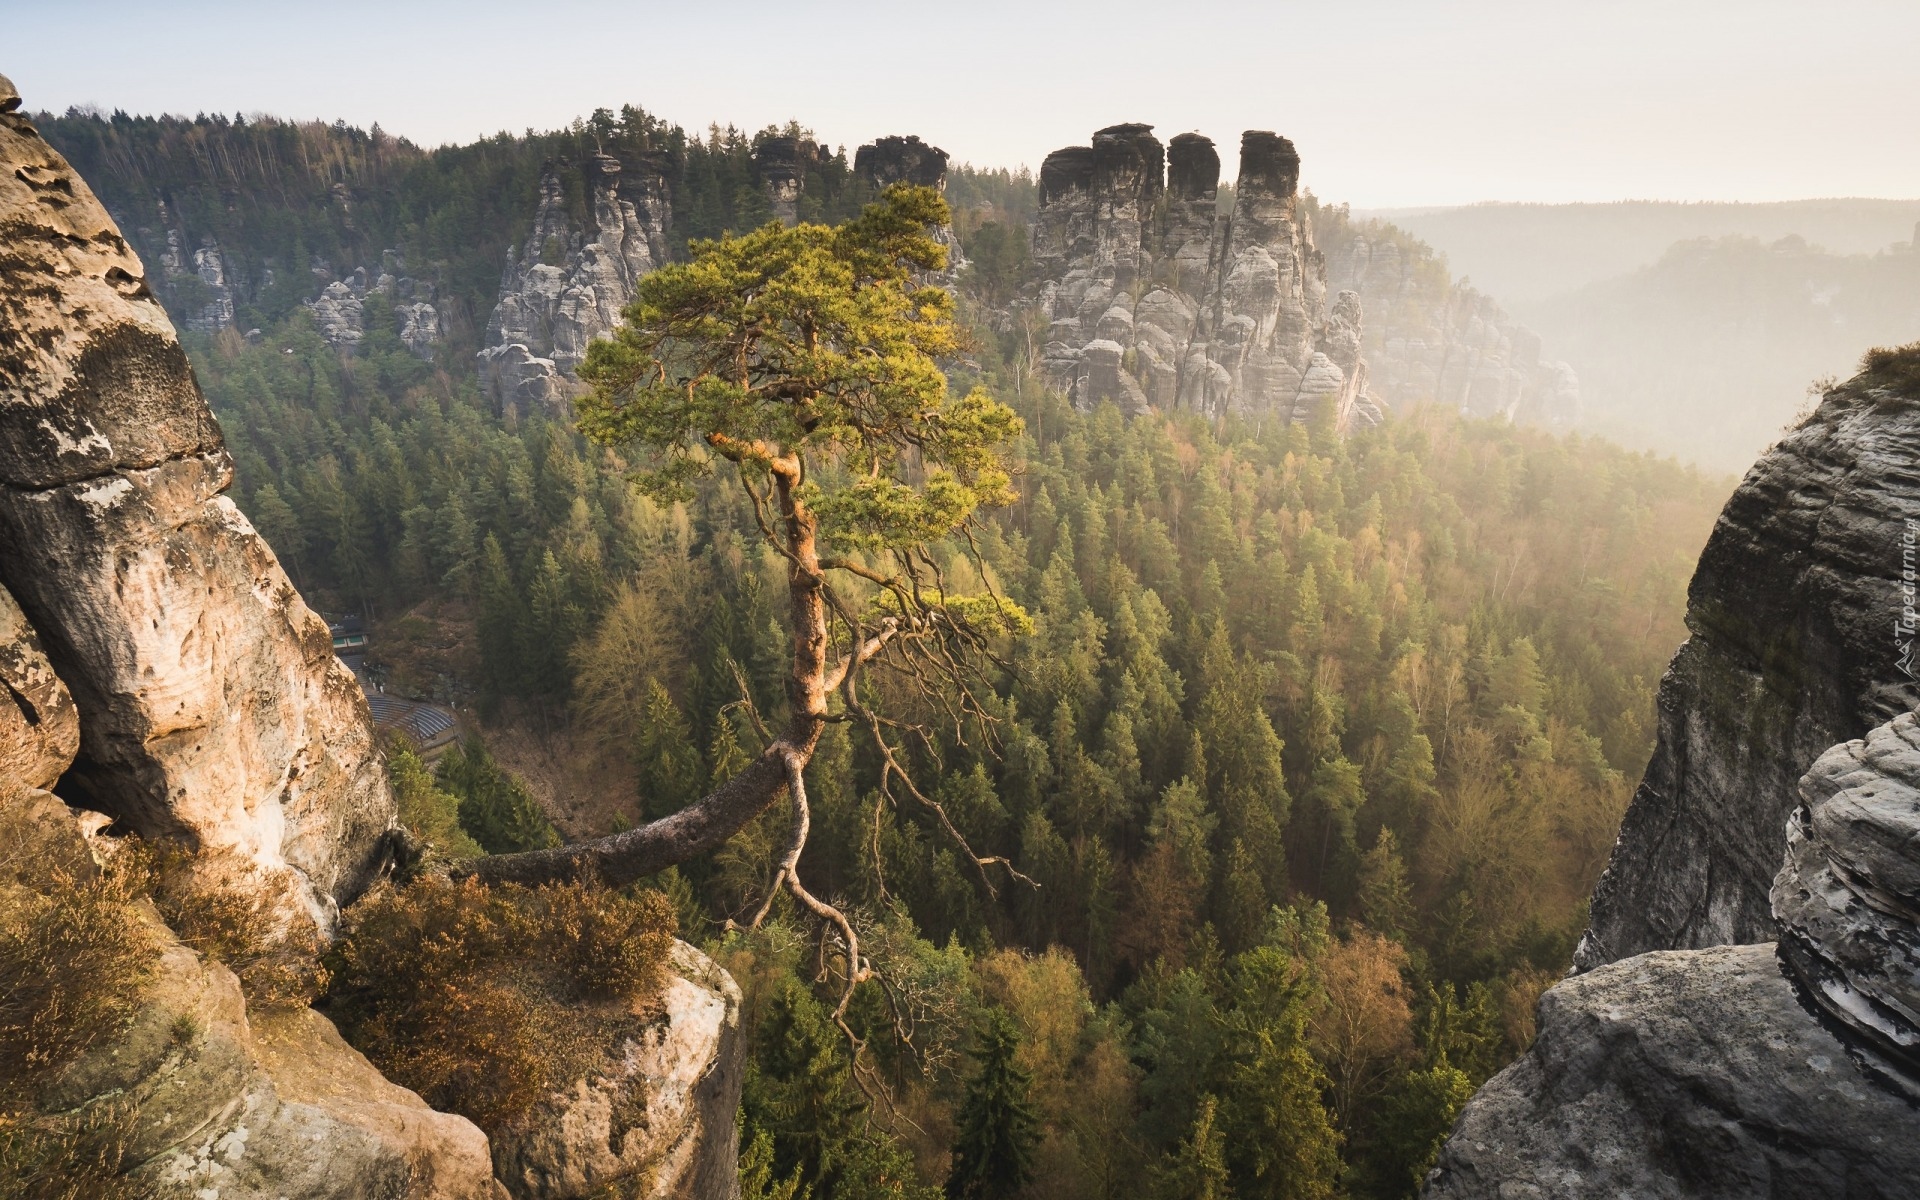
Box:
41;108;1733;1200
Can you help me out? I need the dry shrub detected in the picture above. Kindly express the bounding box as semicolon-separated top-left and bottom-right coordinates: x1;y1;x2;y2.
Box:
325;875;675;1133
0;1102;140;1200
1861;342;1920;393
146;847;328;1009
0;863;156;1112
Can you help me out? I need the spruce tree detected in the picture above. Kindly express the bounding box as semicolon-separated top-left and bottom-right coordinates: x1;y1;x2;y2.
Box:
945;1011;1040;1200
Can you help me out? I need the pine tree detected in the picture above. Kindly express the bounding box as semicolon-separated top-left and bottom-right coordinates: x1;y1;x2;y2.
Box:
1152;1095;1231;1200
440;735;560;854
945;1011;1040;1200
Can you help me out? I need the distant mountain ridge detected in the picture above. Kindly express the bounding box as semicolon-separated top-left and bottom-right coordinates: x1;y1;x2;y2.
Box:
1364;198;1920;304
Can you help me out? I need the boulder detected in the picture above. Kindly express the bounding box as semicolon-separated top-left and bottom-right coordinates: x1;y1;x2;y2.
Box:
0;91;395;926
490;942;744;1200
1424;942;1920;1199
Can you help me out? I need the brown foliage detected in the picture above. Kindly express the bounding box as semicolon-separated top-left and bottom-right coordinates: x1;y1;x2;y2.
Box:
0;1102;141;1200
325;875;675;1132
1861;342;1920;393
147;848;330;1010
1311;930;1415;1125
0;862;156;1112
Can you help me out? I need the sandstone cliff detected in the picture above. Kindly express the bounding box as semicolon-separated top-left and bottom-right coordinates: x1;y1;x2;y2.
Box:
1575;366;1920;968
0;76;394;926
477;153;671;412
1426;355;1920;1197
1031;125;1376;431
2;76;744;1199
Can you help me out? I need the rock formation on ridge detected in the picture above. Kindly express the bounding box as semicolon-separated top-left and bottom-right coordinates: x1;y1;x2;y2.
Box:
1425;357;1920;1197
1031;125;1378;431
1574;367;1920;969
477;152;670;412
854;134;966;286
307;251;442;360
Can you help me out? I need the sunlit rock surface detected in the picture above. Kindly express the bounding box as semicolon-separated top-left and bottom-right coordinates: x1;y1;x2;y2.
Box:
491;942;744;1200
0;82;394;925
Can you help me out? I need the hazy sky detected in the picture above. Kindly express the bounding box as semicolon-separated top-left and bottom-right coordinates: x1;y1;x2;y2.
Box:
11;0;1919;207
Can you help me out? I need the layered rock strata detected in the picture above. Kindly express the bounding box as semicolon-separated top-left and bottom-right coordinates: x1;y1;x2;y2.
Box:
1318;211;1579;427
1575;370;1920;969
1772;712;1920;1097
0;81;395;925
1031;125;1377;430
477;153;670;412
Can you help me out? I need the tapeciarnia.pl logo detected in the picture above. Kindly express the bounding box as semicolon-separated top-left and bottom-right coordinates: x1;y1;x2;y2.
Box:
1901;519;1919;681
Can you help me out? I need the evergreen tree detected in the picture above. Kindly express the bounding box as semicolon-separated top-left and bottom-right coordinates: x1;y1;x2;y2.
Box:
1151;1095;1232;1200
945;1011;1040;1200
439;735;560;854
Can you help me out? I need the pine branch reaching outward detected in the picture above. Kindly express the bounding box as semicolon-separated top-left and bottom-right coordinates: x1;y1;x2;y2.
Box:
455;186;1034;944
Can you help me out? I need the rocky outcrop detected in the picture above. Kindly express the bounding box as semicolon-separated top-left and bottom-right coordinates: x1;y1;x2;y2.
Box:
153;198;238;335
1;788;508;1200
0;83;395;926
478;154;669;411
1574;370;1920;970
754;135;831;227
491;942;744;1200
1031;125;1377;431
307;253;442;360
1423;942;1920;1198
1318;209;1579;427
1772;712;1920;1097
1426;360;1920;1197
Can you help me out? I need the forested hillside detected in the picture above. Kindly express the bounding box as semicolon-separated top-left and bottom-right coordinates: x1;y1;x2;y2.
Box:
39;107;884;352
179;248;1729;1195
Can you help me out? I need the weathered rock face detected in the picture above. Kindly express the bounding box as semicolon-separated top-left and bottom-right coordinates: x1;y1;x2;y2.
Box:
1772;711;1920;1097
0;91;395;925
1423;942;1920;1199
1317;209;1579;427
1574;372;1920;970
491;942;745;1200
854;134;967;287
307;253;442;360
1427;362;1920;1198
1031;125;1377;431
1;581;80;795
478;154;669;412
1;789;507;1200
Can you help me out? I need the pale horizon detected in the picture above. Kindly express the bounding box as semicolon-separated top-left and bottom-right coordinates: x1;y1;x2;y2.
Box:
11;0;1920;209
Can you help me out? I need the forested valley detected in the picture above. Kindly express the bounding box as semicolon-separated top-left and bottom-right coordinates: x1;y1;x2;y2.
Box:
50;107;1734;1200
